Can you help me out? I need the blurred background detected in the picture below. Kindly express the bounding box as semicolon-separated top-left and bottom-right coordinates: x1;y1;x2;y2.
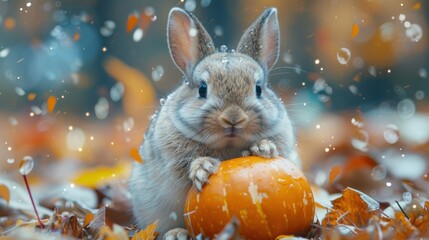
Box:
1;0;429;203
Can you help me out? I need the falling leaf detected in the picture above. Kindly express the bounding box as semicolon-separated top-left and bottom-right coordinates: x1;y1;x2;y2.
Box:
132;220;159;240
130;147;143;163
0;184;10;204
322;187;380;227
127;14;139;33
47;96;57;113
413;2;421;10
352;23;359;38
328;165;342;184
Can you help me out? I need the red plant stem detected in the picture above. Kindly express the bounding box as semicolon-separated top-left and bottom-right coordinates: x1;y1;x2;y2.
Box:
23;174;45;228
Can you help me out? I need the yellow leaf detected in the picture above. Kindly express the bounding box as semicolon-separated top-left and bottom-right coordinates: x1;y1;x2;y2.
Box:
0;184;10;204
72;162;131;188
132;220;159;240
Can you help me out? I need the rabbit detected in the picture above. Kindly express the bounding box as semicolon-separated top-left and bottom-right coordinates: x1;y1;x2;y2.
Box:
129;7;301;239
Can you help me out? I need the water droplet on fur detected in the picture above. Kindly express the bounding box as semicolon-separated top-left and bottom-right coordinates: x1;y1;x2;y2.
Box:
337;47;351;65
220;45;228;52
383;124;400;144
19;156;34;175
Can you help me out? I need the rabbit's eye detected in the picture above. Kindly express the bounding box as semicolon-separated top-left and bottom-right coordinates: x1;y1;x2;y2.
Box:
199;81;207;98
256;82;262;98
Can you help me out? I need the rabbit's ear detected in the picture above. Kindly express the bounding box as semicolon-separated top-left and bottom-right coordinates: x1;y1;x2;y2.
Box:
167;8;215;80
237;8;280;71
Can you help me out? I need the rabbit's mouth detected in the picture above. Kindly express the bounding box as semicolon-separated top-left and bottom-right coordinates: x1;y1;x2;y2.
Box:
225;126;241;138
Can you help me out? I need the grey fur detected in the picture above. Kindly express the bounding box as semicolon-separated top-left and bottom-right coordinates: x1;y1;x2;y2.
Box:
129;7;300;238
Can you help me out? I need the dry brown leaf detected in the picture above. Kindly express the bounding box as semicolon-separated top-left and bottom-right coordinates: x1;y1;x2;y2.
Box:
131;220;158;240
322;187;380;227
87;206;106;237
61;214;82;238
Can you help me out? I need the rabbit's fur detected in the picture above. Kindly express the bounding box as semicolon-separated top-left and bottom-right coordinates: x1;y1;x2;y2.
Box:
129;7;300;238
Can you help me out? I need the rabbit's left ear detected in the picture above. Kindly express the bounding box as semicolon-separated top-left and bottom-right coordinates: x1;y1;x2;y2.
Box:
237;8;280;71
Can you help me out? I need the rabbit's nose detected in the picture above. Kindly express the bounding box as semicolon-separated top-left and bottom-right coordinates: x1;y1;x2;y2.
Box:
218;105;249;127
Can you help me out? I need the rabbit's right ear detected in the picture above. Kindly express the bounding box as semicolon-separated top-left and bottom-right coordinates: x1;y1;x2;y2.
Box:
167;8;215;83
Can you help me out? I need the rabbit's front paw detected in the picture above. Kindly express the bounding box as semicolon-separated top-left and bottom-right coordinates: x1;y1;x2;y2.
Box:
163;228;189;240
189;157;220;191
249;139;279;158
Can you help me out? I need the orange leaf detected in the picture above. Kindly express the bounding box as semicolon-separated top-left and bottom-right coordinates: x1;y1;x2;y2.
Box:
352;23;359;38
130;147;143;163
47;95;57;113
84;213;95;227
328;165;342;184
392;212;418;239
132;220;159;240
0;184;10;204
127;14;139;33
322;187;380;227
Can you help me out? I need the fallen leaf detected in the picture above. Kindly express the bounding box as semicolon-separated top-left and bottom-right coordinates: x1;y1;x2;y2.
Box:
87;206;106;237
132;220;159;240
322;187;380;227
84;213;95;227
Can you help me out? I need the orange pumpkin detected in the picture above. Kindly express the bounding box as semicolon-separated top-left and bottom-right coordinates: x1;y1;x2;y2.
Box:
184;156;315;239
